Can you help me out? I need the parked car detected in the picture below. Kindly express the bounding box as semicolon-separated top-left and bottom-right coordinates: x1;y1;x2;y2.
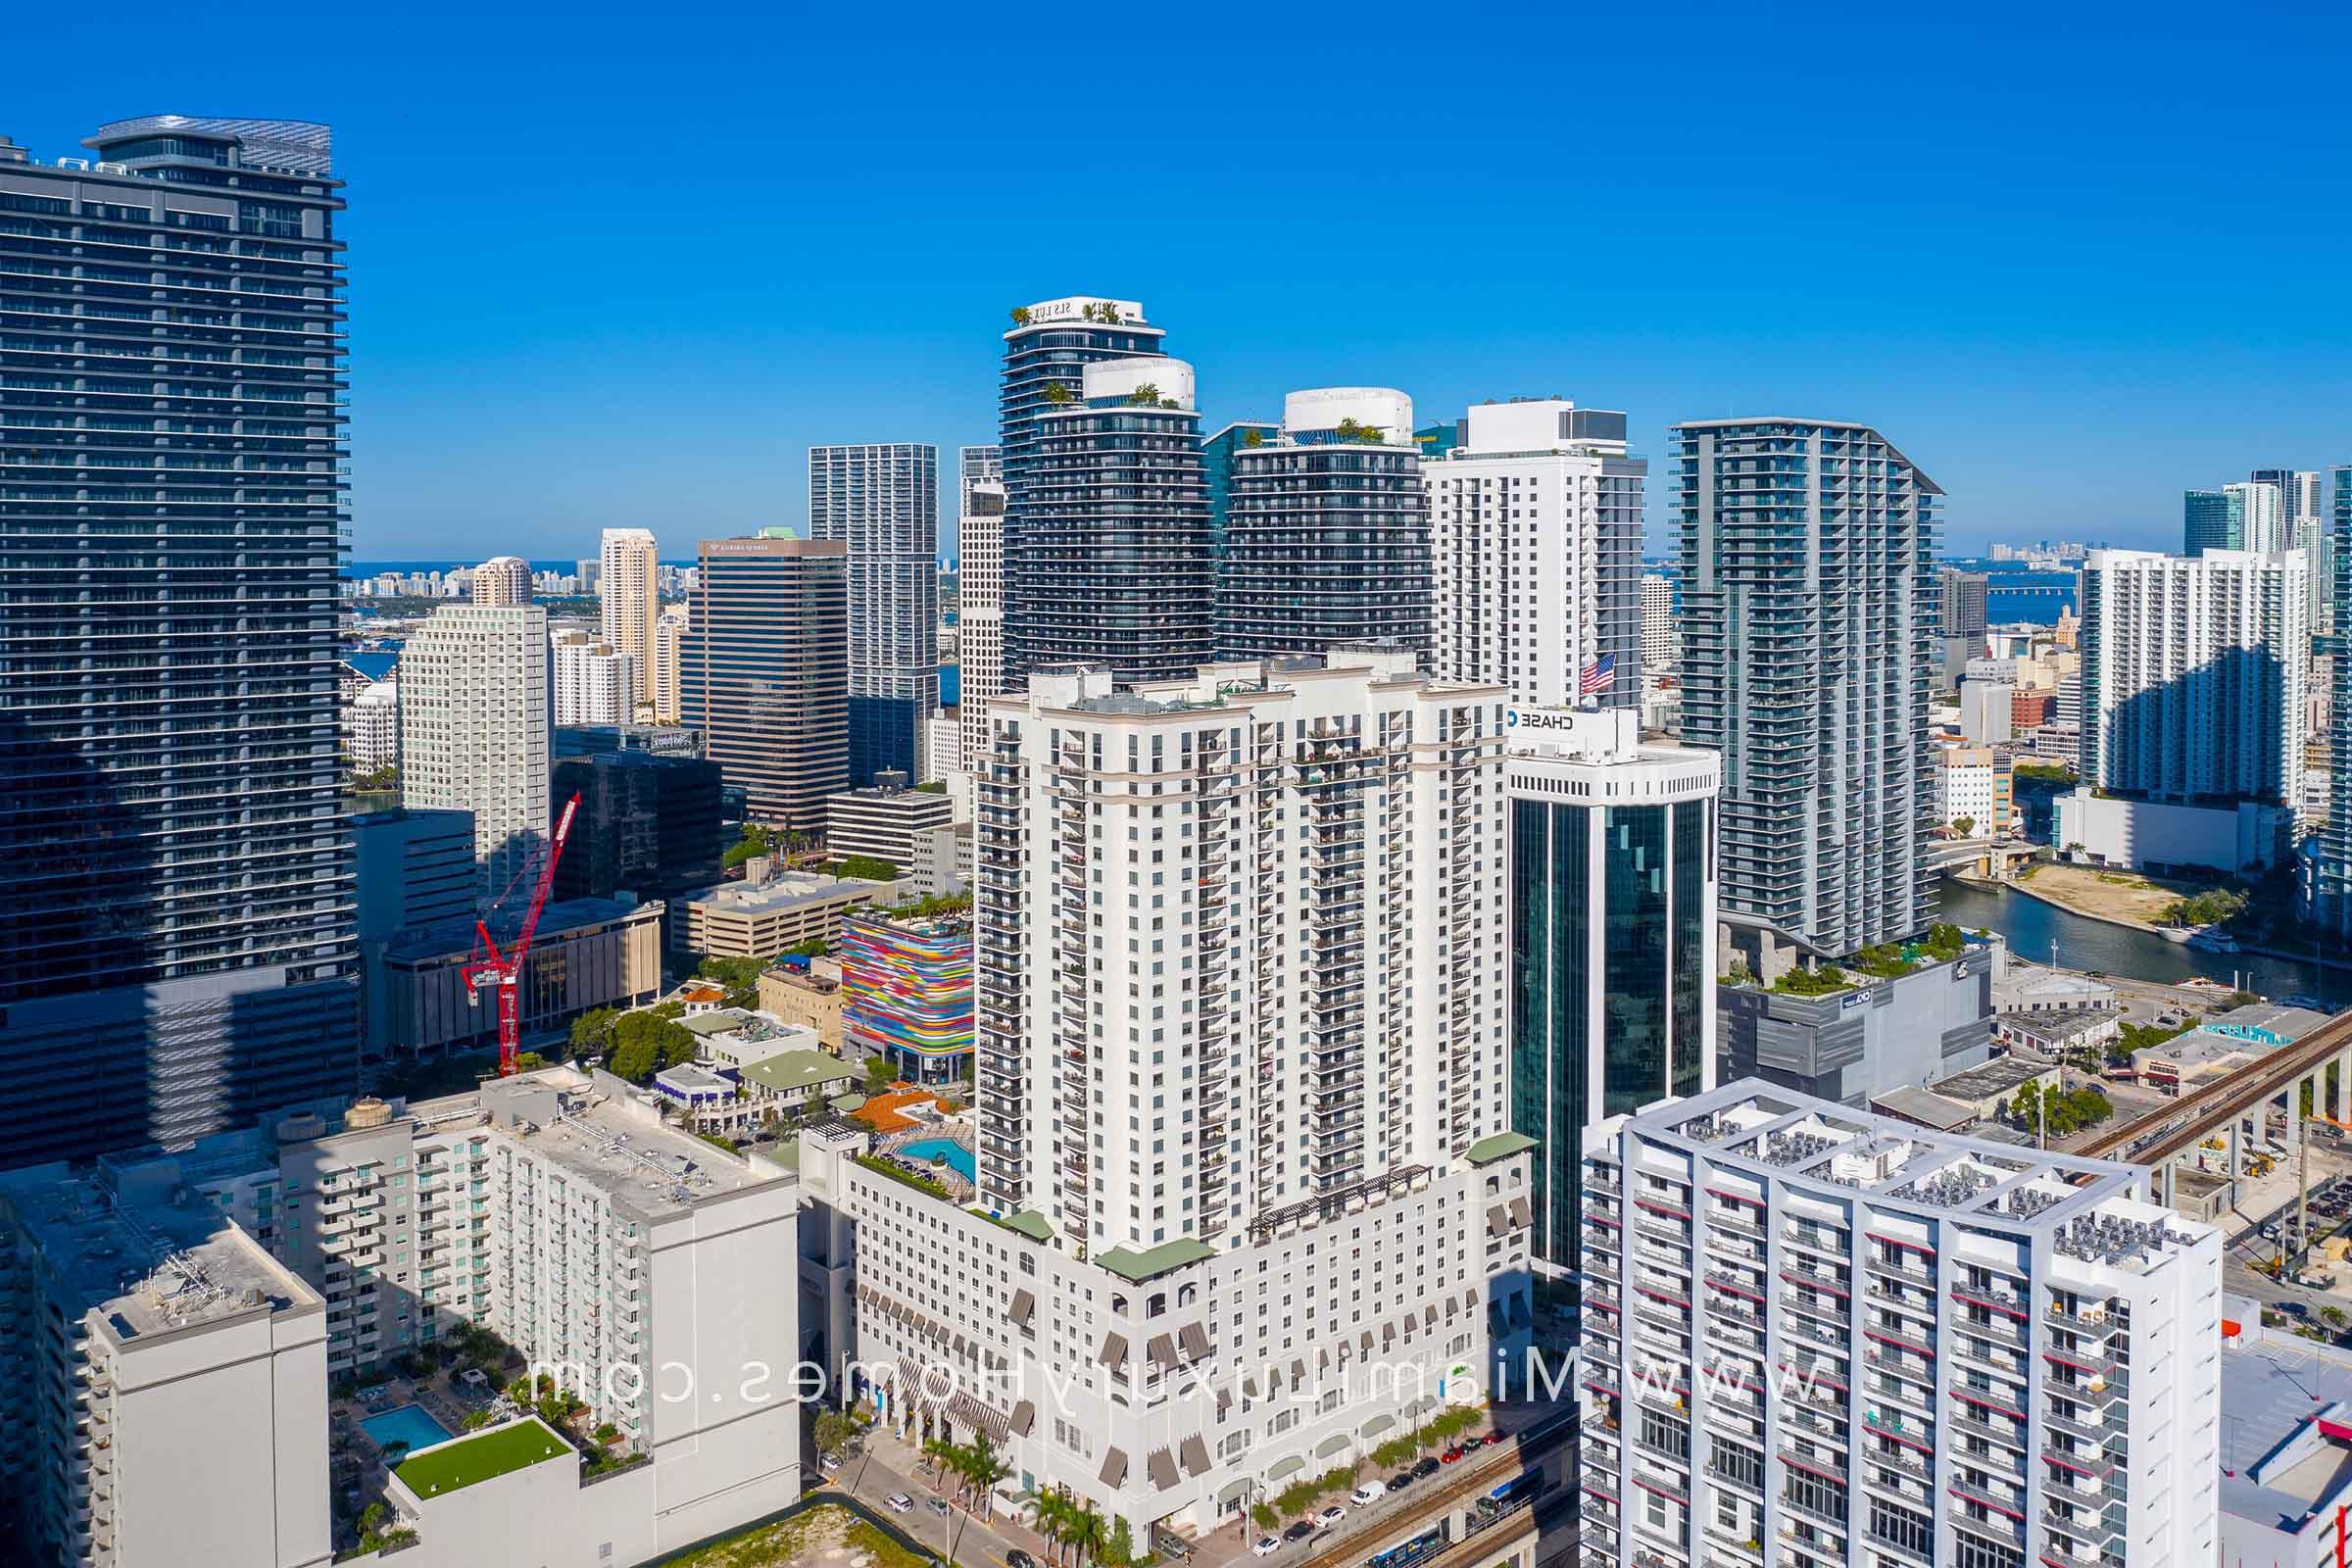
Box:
1315;1505;1347;1527
1283;1522;1317;1544
2278;1300;2311;1319
1388;1472;1414;1492
926;1497;950;1517
886;1493;914;1513
1441;1446;1465;1463
1007;1553;1039;1568
1252;1540;1281;1559
1351;1482;1387;1506
817;1454;841;1475
1412;1456;1443;1479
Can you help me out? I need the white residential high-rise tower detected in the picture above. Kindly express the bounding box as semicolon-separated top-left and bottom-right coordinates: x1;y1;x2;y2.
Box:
400;604;552;894
599;526;661;710
550;627;639;727
1427;398;1644;709
792;647;1535;1549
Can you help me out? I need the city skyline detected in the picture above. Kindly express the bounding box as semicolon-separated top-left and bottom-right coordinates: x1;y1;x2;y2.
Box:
7;4;2345;563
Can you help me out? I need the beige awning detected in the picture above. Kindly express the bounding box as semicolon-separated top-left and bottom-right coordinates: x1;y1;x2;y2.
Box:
1149;1448;1179;1491
1361;1413;1396;1438
1101;1448;1128;1488
1487;1204;1508;1238
1216;1386;1233;1415
1267;1455;1304;1481
1011;1399;1036;1437
1316;1433;1349;1457
1010;1289;1035;1326
950;1391;1008;1443
1101;1333;1128;1365
1243;1375;1259;1398
1179;1321;1210;1361
1148;1335;1179;1370
1509;1196;1532;1227
1181;1435;1210;1476
954;1334;968;1355
1359;1331;1375;1355
1290;1358;1305;1385
1422;1306;1438;1331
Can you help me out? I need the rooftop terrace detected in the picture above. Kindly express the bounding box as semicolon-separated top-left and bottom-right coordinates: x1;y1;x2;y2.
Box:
3;1173;316;1343
1620;1080;2204;1266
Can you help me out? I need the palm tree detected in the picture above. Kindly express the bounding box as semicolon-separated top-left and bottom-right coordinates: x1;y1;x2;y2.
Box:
966;1430;1010;1513
1068;1499;1108;1568
1034;1489;1073;1567
921;1435;959;1494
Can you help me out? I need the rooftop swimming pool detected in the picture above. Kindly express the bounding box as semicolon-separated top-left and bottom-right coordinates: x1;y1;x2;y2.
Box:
361;1403;455;1457
899;1137;975;1184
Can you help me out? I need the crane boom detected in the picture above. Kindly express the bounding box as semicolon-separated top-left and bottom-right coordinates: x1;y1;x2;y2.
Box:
463;792;583;1079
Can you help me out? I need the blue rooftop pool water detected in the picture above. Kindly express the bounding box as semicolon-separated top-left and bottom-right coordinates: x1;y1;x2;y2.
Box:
361;1404;455;1456
900;1137;975;1184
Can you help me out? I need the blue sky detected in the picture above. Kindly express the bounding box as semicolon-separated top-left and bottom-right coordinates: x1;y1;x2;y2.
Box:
10;1;2348;561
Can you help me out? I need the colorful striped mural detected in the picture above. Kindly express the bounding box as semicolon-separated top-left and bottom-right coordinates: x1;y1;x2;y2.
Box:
839;911;974;1080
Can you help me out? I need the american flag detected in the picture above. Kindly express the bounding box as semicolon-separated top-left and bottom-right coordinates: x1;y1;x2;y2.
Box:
1580;654;1617;697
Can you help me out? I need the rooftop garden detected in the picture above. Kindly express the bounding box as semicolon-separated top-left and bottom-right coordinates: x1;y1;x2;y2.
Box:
1722;923;1977;997
393;1417;570;1500
856;1152;954;1202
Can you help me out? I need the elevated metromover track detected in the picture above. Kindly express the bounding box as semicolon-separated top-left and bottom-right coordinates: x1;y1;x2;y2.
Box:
2075;1004;2352;1176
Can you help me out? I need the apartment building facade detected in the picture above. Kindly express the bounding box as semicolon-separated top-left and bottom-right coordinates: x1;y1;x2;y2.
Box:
1215;388;1432;664
1427;398;1644;710
92;1067;804;1557
399;604;553;896
1577;1084;2221;1568
1675;418;1938;969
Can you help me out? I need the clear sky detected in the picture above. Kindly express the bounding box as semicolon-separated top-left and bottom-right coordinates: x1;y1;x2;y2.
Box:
10;0;2348;562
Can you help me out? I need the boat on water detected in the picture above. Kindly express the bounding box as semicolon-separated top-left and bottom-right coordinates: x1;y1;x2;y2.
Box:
2184;928;2241;954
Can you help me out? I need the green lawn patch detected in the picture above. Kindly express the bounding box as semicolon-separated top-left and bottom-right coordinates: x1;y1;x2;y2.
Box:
394;1416;571;1498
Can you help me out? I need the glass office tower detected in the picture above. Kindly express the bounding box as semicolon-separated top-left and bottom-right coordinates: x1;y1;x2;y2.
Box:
1505;711;1718;1303
0;115;357;1167
809;442;939;786
680;532;849;835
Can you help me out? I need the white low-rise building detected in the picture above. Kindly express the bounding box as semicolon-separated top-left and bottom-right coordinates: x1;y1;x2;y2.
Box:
1936;745;2013;836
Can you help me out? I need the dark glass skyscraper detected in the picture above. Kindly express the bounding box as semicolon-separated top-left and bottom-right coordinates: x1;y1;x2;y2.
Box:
0;116;358;1167
999;296;1187;685
1503;712;1718;1308
1215;388;1431;664
680;531;848;835
1017;350;1212;684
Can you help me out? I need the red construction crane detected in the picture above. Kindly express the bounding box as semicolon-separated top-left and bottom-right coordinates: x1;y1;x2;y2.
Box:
463;791;582;1078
